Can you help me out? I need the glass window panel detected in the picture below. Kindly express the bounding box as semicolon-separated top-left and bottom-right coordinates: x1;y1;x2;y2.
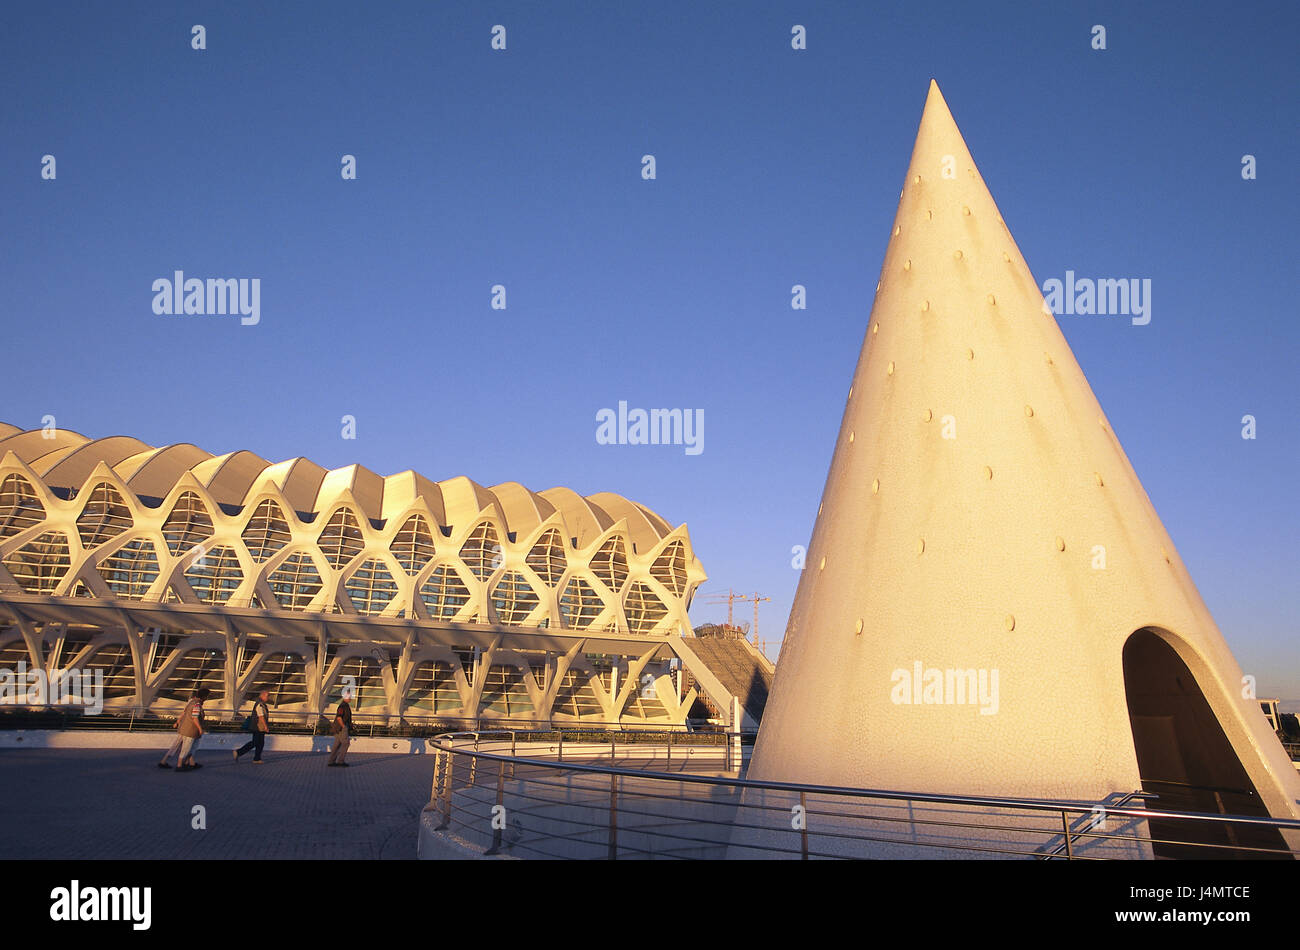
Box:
0;474;45;540
76;483;132;549
2;530;72;594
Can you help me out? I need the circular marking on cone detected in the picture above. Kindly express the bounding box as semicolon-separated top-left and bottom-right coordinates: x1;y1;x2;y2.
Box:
893;225;901;236
917;538;925;555
1055;536;1066;552
872;323;879;335
982;465;993;480
926;209;934;220
903;259;912;272
913;175;921;185
921;300;930;312
966;348;974;360
819;556;826;571
1045;354;1054;366
1002;252;1011;263
986;293;997;305
1094;472;1105;487
954;250;963;261
1004;615;1015;631
871;478;880;494
923;409;933;422
887;361;895;376
855;619;864;636
1024;405;1034;417
962;206;971;216
849;431;855;443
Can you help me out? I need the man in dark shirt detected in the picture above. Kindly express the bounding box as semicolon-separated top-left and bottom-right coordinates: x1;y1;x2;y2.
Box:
328;691;352;767
234;690;271;764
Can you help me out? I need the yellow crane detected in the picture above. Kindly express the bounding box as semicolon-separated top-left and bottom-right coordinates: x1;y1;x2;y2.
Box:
737;591;772;654
699;589;746;631
699;589;771;654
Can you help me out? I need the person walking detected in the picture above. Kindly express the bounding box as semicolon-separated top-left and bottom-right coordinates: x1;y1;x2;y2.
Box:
327;690;352;767
234;690;271;764
158;687;209;771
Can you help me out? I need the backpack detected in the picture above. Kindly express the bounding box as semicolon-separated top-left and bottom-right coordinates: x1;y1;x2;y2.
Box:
242;700;267;732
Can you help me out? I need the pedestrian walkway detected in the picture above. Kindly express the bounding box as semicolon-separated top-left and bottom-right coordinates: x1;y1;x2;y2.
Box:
0;747;437;859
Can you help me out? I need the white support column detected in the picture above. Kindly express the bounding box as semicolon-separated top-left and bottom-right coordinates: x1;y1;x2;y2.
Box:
113;609;151;710
609;664;618;726
9;608;46;678
729;696;742;772
221;617;239;715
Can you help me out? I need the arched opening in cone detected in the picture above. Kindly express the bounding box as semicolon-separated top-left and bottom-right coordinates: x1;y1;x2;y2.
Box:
1121;627;1289;859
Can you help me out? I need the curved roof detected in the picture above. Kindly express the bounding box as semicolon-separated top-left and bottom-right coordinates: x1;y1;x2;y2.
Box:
0;423;681;544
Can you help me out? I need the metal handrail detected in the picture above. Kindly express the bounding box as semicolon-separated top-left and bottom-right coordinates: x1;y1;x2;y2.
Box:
431;730;1299;827
425;729;1300;860
1035;789;1159;860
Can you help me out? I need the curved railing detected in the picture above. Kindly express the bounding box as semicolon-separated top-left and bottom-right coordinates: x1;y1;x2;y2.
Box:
422;730;1300;860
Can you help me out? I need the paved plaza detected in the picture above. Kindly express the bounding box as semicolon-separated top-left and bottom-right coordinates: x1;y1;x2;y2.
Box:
0;746;439;859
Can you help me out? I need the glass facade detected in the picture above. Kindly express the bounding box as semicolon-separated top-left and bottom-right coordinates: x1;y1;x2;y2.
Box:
3;530;72;594
0;427;708;722
242;499;292;563
97;537;160;599
161;492;213;556
76;483;132;549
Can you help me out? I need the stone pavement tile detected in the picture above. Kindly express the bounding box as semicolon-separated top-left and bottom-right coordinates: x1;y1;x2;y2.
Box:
0;747;439;860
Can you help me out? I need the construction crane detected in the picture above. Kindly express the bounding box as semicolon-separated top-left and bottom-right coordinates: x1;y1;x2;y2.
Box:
735;591;771;654
699;589;772;654
699;589;747;631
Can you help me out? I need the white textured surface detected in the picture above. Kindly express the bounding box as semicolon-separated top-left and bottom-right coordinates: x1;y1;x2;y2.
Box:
747;82;1300;827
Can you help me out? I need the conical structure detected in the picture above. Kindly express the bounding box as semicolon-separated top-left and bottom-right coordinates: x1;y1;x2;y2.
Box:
746;82;1300;854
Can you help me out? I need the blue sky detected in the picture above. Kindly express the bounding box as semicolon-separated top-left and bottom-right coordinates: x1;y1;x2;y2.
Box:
2;2;1296;696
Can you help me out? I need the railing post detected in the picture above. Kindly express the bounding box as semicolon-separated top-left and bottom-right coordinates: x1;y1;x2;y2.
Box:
607;772;619;860
487;760;506;854
1061;811;1073;860
436;749;452;829
666;729;672;767
510;731;516;779
557;730;564;762
1212;790;1242;849
800;790;809;860
431;750;443;817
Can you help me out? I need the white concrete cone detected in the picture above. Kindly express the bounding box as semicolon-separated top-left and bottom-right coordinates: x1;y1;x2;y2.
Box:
736;81;1300;859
